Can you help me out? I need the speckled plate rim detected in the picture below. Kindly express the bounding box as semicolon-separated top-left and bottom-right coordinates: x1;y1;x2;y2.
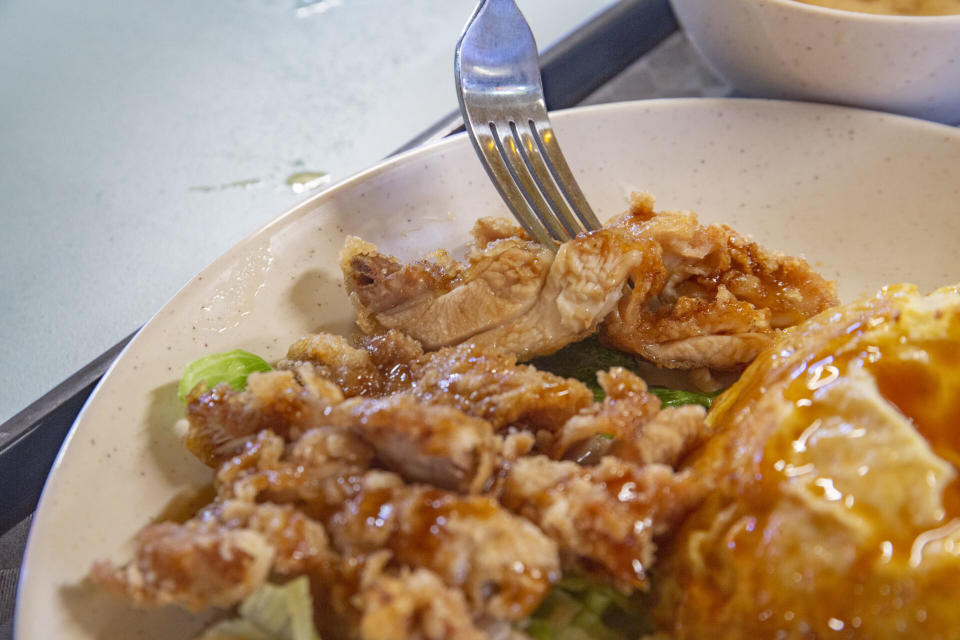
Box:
758;0;960;21
15;97;960;639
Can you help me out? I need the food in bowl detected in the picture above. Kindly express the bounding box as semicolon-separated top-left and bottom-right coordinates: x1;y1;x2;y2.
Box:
86;191;960;638
793;0;960;14
669;0;960;123
88;193;842;639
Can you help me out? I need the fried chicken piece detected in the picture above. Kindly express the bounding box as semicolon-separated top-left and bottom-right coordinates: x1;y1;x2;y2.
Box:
553;367;709;467
601;192;838;370
551;367;658;461
281;333;386;396
330;394;496;494
219;429;560;620
619;405;708;466
185;366;343;466
332;481;559;620
90;501;331;611
496;430;537;462
190;363;498;493
498;456;701;591
341;218;650;360
402;342;594;432
214;428;380;515
279;330;594;433
91;523;272;611
359;565;490;640
357;329;425;390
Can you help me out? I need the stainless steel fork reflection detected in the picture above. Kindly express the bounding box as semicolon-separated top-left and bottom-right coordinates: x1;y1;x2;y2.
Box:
455;0;602;250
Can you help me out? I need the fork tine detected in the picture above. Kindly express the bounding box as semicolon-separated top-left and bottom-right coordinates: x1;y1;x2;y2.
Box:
492;122;572;243
512;119;590;238
530;121;603;232
455;0;601;249
471;124;559;249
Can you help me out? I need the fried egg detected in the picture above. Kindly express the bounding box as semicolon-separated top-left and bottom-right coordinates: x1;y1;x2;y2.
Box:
651;284;960;639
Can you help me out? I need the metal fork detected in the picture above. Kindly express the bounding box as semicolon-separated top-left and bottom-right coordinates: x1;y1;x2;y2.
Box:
455;0;602;250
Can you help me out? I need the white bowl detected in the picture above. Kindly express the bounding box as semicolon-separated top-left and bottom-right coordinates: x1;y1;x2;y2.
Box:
669;0;960;123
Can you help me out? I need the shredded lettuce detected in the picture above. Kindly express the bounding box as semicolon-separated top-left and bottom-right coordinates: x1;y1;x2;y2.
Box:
178;349;272;403
530;336;720;407
525;575;652;640
196;577;321;640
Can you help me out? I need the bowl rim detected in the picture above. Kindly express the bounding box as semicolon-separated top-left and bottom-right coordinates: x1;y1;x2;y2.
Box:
741;0;960;21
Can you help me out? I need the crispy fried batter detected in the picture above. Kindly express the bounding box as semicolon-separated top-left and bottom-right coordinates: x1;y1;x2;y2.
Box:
281;333;386;396
217;429;560;621
91;523;272;611
359;565;490;640
90;500;331;611
498;456;701;591
333;481;559;620
358;329;425;388
402;343;594;432
185;367;343;466
330;394;496;494
619;404;709;467
553;368;709;467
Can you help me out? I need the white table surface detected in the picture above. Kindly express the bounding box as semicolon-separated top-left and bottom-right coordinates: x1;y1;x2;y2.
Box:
0;0;619;425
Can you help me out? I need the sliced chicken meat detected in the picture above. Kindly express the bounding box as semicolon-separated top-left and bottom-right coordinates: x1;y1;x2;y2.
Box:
600;192;838;370
341;218;651;360
341;193;836;371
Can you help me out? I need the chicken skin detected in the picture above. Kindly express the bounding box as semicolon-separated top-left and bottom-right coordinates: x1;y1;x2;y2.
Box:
341;193;836;370
600;192;838;370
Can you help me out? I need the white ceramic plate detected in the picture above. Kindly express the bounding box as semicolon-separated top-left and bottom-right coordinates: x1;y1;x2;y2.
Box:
15;98;960;639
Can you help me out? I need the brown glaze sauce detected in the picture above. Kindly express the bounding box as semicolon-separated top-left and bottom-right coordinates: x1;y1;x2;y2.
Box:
672;297;960;636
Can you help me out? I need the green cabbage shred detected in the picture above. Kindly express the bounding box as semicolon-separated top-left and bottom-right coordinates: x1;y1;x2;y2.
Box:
178;349;272;403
